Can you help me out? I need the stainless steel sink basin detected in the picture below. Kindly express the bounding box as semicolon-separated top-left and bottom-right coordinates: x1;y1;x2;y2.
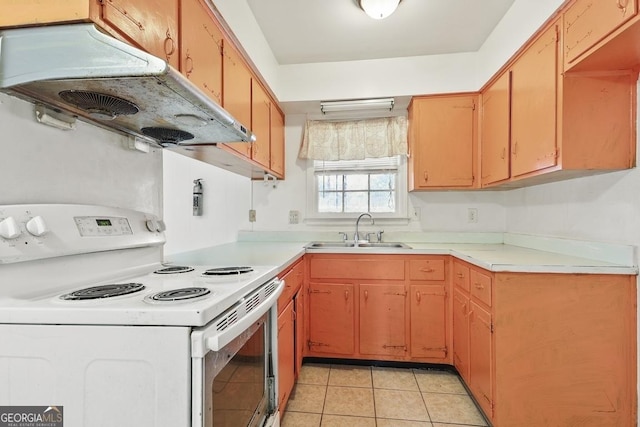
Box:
305;241;411;249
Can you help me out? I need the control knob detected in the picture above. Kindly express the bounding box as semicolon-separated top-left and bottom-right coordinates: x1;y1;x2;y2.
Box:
26;216;49;237
0;216;21;240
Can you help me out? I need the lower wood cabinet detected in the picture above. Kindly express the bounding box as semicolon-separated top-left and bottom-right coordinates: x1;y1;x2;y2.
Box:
306;254;450;363
468;300;492;417
277;299;295;411
452;287;470;380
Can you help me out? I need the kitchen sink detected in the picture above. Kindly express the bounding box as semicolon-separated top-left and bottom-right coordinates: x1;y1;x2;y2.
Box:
305;242;411;249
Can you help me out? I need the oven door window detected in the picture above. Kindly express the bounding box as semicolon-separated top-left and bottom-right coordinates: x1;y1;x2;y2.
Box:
203;315;269;427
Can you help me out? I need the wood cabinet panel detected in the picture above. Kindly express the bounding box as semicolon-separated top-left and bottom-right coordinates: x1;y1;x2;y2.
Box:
452;287;470;381
99;0;179;68
308;282;355;355
480;72;511;186
469;301;493;419
409;259;445;281
221;42;252;157
179;0;222;105
410;284;447;359
309;257;405;281
277;299;295;411
409;94;477;189
453;261;470;293
0;0;90;27
278;260;304;313
270;106;285;178
470;269;492;307
510;24;558;178
564;0;637;67
295;289;305;376
360;284;407;357
251;80;271;168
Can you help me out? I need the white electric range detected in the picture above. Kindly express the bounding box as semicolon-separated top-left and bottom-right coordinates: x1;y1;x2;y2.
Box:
0;204;284;427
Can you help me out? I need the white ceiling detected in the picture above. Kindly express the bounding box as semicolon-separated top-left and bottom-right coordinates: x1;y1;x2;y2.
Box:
246;0;517;65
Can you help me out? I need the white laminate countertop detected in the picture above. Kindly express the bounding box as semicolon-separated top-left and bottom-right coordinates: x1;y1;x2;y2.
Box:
166;239;638;276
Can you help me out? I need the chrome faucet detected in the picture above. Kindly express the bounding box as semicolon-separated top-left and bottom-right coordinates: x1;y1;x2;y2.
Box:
354;213;374;244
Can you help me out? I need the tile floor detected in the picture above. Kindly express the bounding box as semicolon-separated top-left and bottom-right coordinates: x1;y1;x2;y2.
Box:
281;363;488;427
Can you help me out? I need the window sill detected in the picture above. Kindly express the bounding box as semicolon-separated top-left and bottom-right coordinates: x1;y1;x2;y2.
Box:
303;216;411;226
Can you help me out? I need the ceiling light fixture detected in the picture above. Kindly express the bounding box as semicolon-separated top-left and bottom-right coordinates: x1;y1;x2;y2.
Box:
358;0;402;20
320;98;395;114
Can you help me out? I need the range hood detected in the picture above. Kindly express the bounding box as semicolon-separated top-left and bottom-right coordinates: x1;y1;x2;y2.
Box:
0;24;254;146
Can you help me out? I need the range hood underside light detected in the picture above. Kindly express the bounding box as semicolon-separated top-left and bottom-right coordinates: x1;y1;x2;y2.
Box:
320;98;395;114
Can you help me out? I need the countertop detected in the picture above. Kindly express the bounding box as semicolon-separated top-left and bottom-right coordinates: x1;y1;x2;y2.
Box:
166;237;638;276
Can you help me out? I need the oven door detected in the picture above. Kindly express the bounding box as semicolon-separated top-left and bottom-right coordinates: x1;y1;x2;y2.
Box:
191;278;284;427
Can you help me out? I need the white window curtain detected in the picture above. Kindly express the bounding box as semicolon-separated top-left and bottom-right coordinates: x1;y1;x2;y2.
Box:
299;116;408;160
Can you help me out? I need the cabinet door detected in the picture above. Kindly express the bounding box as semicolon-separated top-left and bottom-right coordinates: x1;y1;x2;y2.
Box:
270;105;285;177
409;95;476;189
308;283;355;355
294;291;305;376
452;288;470;381
480;72;510;186
410;284;447;359
180;0;222;105
469;301;493;418
359;284;406;357
99;0;179;68
564;0;637;67
221;42;252;157
251;80;271;168
510;24;559;178
277;300;295;411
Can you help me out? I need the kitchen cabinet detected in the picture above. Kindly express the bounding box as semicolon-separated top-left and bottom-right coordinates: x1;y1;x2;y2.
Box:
270;106;285;178
220;42;253;158
481;19;637;188
359;284;406;357
468;300;493;418
294;287;305;376
251;80;271;169
179;0;222;105
306;254;450;363
452;287;470;381
277;299;295;411
563;0;637;70
307;282;355;355
408;94;477;190
480;72;510;187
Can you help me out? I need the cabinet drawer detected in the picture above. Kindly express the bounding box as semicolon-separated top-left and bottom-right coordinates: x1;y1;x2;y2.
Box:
470;269;492;307
309;258;405;280
277;260;304;313
409;259;446;281
453;262;470;292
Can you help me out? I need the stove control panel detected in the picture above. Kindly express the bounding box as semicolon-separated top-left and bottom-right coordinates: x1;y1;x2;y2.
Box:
0;204;165;264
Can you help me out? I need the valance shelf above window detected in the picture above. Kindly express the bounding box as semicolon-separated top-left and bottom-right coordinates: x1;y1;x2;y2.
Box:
299;116;408;161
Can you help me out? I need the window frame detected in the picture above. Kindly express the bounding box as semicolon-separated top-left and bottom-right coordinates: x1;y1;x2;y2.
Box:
305;156;409;223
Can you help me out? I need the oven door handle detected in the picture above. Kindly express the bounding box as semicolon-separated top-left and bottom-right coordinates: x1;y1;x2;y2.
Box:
192;278;285;357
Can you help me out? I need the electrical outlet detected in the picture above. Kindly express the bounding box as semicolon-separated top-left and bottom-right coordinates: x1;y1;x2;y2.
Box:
289;210;300;224
467;208;478;223
249;209;256;222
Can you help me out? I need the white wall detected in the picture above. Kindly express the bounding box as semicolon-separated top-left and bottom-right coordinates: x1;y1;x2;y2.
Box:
0;93;162;215
162;150;252;256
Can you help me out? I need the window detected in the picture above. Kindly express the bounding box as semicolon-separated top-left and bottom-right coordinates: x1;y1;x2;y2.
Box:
307;156;408;220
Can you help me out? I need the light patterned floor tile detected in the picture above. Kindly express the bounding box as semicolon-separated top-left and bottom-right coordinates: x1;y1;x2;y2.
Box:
374;388;429;421
285;384;326;414
320;414;376;427
372;366;419;391
423;392;488;426
323;386;375;417
329;365;372;388
413;370;467;394
377;419;433;427
297;363;331;385
280;411;322;427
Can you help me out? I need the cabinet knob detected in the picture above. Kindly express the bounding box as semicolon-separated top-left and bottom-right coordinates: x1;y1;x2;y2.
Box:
416;291;421;302
164;29;176;58
474;282;484;290
364;290;368;301
423;171;429;182
456;272;464;278
344;290;349;301
420;267;434;273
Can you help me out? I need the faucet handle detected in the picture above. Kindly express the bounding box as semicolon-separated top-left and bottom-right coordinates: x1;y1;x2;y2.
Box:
376;230;384;242
365;232;377;242
338;232;348;242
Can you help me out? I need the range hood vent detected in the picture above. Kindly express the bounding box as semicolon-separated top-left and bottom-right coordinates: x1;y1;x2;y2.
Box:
0;24;254;146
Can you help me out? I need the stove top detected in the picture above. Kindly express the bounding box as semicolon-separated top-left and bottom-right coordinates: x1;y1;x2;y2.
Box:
0;264;279;327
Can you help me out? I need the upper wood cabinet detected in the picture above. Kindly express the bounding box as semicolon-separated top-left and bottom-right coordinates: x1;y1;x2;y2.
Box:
179;0;222;105
221;42;252;158
408;94;478;190
480;72;510;187
251;80;271;169
563;0;637;70
480;19;637;188
270;106;285;178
